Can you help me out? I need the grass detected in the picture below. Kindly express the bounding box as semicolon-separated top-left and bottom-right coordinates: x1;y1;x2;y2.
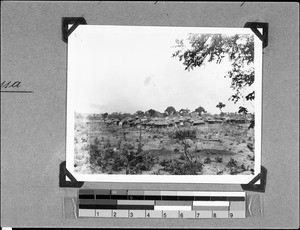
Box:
74;116;255;175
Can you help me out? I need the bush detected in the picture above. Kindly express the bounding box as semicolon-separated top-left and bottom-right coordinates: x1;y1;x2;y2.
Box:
169;128;196;140
240;164;247;171
227;158;238;168
159;158;171;167
89;136;156;174
89;137;103;165
217;170;223;175
163;159;203;175
215;157;223;163
230;167;238;175
118;143;156;174
174;147;180;153
204;157;212;164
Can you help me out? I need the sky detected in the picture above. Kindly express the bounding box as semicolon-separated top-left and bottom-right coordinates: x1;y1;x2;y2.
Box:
68;25;256;115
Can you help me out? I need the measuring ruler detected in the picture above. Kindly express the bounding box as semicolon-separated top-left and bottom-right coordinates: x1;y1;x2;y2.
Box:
78;189;246;218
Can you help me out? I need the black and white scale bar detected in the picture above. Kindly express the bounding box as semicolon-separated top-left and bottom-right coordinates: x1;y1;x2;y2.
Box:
78;190;246;218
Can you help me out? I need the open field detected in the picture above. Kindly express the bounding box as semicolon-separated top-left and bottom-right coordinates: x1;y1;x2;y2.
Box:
74;115;255;176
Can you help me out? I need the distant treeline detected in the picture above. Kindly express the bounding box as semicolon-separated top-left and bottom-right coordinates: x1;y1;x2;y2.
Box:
81;106;251;121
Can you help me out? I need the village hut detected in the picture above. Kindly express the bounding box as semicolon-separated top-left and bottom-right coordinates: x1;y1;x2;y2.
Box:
192;119;205;126
119;118;131;128
146;120;155;127
105;119;113;125
205;117;217;124
179;117;184;126
225;117;246;124
111;119;120;125
166;120;174;127
132;119;141;128
153;120;168;128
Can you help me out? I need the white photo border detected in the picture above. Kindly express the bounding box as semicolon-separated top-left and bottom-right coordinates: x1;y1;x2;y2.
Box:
66;25;262;184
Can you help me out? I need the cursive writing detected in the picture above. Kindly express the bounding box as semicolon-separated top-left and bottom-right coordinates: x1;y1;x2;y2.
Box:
1;81;21;89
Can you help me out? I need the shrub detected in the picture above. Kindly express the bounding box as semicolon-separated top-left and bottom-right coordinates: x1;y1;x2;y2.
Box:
227;158;238;168
215;157;223;163
204;157;212;164
240;164;247;171
163;159;203;175
217;170;223;175
169;128;196;140
119;143;156;174
174;147;180;153
159;158;171;167
89;137;103;165
230;167;238;175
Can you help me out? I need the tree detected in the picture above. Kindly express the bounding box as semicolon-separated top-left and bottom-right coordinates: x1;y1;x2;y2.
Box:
165;106;177;116
172;33;255;105
102;112;108;119
238;106;248;115
195;106;206;116
147;109;156;117
238;106;248;121
216;102;226;113
179;108;190;116
135;110;144;117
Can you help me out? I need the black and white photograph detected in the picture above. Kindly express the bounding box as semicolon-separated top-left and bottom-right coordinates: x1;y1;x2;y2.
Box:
66;25;262;183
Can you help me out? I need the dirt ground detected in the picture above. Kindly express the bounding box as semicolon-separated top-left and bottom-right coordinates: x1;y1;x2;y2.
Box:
74;117;255;175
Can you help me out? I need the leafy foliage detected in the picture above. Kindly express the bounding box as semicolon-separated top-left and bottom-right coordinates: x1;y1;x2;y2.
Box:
215;157;223;163
102;112;108;119
195;106;206;116
135;110;145;117
169;128;197;140
172;33;255;105
179;108;190;116
162;159;203;175
107;112;133;120
203;157;212;164
216;102;226;112
238;106;248;115
226;157;238;168
165;106;177;116
88;138;156;174
147;109;156;117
